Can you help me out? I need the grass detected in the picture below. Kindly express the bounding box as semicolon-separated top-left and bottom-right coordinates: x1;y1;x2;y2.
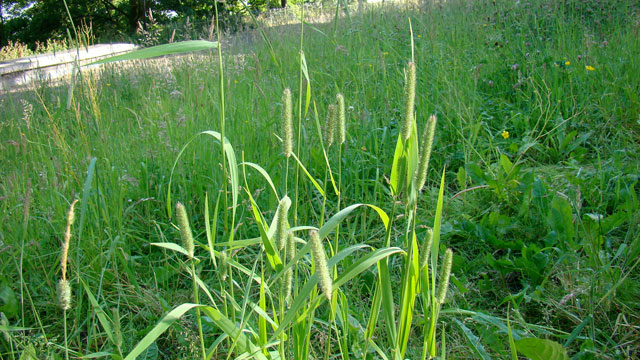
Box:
1;0;639;358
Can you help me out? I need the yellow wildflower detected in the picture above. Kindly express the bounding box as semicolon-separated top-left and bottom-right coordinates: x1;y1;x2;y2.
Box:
417;34;421;38
565;61;571;66
501;130;510;139
585;65;595;71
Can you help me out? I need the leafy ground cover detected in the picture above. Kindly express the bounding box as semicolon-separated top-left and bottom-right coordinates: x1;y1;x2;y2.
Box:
1;0;639;358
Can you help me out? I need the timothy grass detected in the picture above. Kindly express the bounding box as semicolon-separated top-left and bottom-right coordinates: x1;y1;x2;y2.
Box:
1;0;639;358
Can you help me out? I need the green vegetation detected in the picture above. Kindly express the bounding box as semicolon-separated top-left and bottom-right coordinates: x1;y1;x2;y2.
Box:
1;0;639;358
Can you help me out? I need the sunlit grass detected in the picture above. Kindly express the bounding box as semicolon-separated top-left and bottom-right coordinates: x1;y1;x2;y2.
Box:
0;0;638;358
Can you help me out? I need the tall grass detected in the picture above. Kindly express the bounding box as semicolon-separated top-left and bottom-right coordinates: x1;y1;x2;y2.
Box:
0;0;639;358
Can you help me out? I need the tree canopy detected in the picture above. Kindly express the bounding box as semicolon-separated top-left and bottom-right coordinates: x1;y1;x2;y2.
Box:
0;0;293;48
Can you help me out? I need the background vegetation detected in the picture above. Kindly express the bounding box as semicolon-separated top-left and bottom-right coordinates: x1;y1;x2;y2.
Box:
1;0;639;358
1;0;311;53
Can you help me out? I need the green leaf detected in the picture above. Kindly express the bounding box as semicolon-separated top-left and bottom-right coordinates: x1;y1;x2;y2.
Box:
88;41;218;65
290;151;325;197
0;285;18;318
138;342;159;360
19;344;37;360
515;338;569;360
245;189;283;271
319;203;389;240
547;195;574;246
397;232;420;358
507;314;518;360
300;50;312;117
125;304;266;360
389;134;406;196
81;352;119;359
454;319;492;360
78;157;97;240
240;162;280;200
79;279;117;346
270;245;403;341
500;154;513;174
150;242;190;257
430;168;446;293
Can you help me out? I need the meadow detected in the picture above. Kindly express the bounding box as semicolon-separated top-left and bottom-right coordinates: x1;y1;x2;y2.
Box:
1;0;639;358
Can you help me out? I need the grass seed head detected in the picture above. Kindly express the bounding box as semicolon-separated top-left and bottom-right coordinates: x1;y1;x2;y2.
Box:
309;230;332;301
284;232;295;304
61;199;78;281
176;202;195;259
336;93;346;145
275;196;291;251
419;227;434;270
437;248;453;305
325;104;337;147
282;88;293;158
402;61;417;141
219;251;229;281
414;114;437;192
58;279;72;311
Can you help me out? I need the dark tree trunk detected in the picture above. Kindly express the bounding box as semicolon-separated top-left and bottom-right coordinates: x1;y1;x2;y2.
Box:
0;0;5;48
281;0;287;8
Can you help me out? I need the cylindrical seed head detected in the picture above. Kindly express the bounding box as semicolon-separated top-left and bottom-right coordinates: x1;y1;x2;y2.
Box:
402;62;417;141
309;230;332;301
61;199;78;281
414;114;437;192
436;248;453;305
282;88;293;158
419;228;433;270
284;232;295;304
336;93;346;145
325;104;337;147
176;202;195;258
219;250;228;281
275;196;291;251
58;279;72;311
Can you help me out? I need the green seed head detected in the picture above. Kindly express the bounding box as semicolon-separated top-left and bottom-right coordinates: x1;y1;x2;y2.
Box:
402;62;417;141
437;248;453;305
336;93;346;145
414;114;437;192
61;199;78;281
325;104;337;147
282;88;293;158
309;230;332;301
176;202;195;258
275;196;291;251
219;250;229;280
419;227;433;270
284;232;295;304
58;279;72;311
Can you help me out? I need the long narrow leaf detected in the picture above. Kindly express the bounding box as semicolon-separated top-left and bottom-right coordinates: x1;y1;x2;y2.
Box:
89;40;217;65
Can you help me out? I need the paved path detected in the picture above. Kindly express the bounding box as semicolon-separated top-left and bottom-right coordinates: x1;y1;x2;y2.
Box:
0;43;137;92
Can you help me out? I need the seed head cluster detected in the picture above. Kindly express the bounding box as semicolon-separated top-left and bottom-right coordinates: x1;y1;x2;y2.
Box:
336;93;346;145
325;104;337;147
176;202;195;258
414;114;437;192
437;248;453;305
309;230;332;301
282;88;293;158
402;62;417;141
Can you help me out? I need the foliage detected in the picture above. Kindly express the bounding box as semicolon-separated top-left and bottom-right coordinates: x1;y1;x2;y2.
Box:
0;0;639;358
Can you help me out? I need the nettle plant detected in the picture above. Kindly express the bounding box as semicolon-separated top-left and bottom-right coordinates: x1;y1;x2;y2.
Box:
108;58;453;360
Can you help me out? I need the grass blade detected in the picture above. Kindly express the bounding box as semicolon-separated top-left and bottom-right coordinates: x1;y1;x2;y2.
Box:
89;40;218;65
